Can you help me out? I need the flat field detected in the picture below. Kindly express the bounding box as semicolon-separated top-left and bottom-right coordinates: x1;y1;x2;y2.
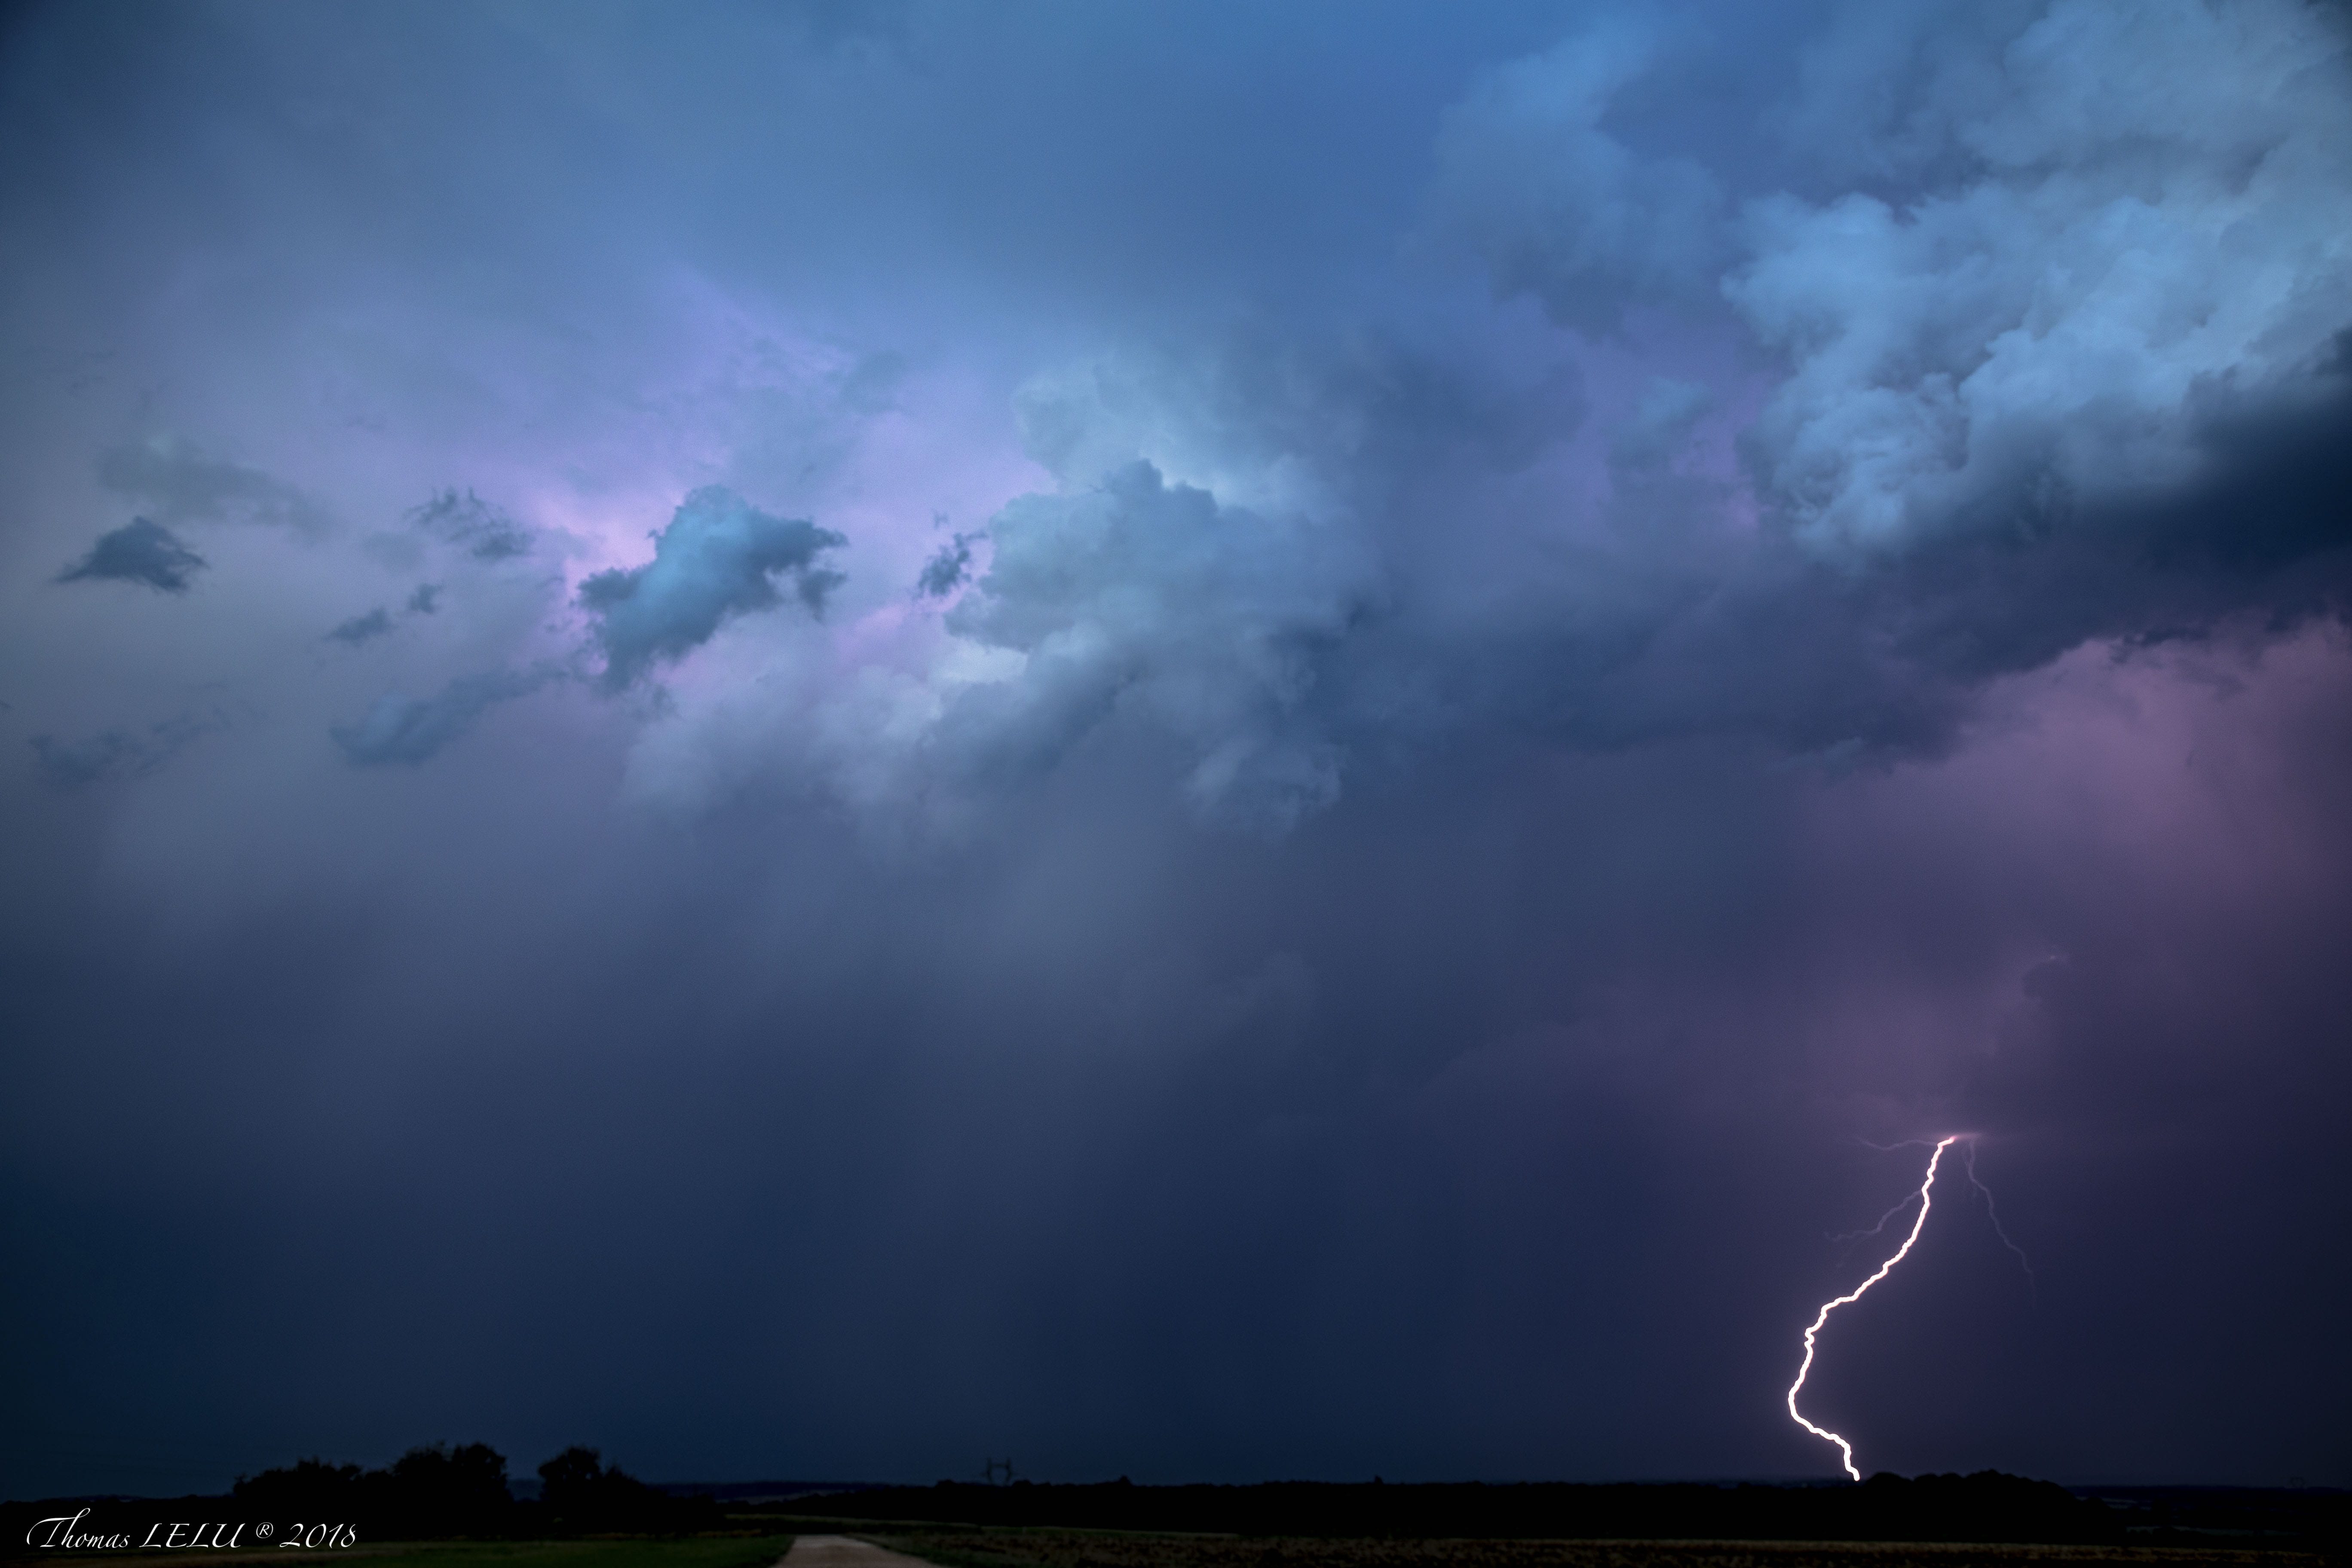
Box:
864;1530;2329;1568
0;1536;801;1568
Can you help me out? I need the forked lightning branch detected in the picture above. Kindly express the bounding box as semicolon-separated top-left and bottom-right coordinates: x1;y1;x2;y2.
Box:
1785;1135;2027;1480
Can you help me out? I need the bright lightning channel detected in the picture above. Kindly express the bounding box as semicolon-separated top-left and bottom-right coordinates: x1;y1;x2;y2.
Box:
1785;1133;1958;1481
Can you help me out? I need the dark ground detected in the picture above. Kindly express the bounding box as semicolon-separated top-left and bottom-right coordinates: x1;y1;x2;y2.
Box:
867;1531;2335;1568
754;1481;2349;1552
8;1479;2343;1568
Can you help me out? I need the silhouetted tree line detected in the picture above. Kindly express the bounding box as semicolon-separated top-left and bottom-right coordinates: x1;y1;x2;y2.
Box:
769;1472;2135;1545
227;1442;720;1538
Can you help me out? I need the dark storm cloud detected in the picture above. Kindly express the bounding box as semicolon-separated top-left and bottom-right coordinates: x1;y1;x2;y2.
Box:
331;668;558;766
1473;375;2352;763
54;516;206;593
851;301;2347;832
854;0;2352;818
579;486;845;691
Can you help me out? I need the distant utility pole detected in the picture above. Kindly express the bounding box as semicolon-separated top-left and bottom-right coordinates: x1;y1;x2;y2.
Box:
982;1457;1015;1485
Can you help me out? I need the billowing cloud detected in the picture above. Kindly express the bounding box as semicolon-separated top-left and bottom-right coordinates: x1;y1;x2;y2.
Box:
1431;19;1729;331
579;486;845;691
1728;0;2352;555
55;517;208;593
946;459;1377;830
879;0;2352;819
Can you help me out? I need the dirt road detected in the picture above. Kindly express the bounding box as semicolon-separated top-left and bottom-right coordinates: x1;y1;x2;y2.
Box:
783;1536;939;1568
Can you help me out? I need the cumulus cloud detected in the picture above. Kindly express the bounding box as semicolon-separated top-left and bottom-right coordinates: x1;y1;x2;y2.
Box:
946;459;1377;830
1730;0;2352;554
579;486;845;691
1429;0;2352;571
1430;19;1729;331
1215;0;2349;803
330;668;558;766
620;432;1386;830
55;517;208;593
891;249;2346;830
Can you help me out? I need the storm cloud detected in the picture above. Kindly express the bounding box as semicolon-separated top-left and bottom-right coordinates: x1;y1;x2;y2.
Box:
2;0;2347;1504
55;516;207;593
579;486;846;692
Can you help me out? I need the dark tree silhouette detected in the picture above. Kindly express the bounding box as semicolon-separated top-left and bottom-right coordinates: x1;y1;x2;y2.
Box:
215;1439;716;1540
388;1442;511;1535
535;1445;710;1533
233;1445;512;1539
536;1446;611;1519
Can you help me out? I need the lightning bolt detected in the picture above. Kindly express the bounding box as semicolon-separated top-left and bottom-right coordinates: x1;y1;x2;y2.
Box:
1963;1140;2037;1297
1785;1133;1958;1481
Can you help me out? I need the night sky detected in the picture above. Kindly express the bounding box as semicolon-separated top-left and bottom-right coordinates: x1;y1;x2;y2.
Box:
3;0;2349;1501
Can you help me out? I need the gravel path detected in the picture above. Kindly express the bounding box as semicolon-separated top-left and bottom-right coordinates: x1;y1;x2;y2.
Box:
784;1536;940;1568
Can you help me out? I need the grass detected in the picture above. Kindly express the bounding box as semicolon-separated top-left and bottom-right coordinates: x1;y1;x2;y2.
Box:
863;1528;2333;1568
325;1538;800;1568
1;1535;800;1568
